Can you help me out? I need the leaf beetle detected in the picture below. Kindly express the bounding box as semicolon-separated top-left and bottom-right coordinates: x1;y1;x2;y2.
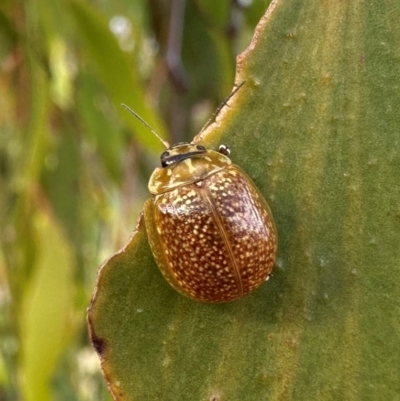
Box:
123;98;277;303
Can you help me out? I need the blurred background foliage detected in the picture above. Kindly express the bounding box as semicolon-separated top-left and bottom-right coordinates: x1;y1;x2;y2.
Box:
0;0;271;400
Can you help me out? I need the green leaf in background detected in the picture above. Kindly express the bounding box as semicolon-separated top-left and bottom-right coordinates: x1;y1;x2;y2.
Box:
77;72;124;183
20;209;76;401
182;1;235;98
69;0;166;152
88;0;400;400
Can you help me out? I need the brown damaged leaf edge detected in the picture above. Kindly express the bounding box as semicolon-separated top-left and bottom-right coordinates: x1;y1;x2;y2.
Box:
87;213;145;401
87;315;107;357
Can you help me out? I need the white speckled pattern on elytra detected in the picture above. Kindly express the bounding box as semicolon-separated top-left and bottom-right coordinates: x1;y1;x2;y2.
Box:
151;165;277;302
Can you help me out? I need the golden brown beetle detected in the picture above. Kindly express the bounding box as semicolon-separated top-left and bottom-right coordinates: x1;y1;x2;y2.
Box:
122;101;277;303
143;142;277;303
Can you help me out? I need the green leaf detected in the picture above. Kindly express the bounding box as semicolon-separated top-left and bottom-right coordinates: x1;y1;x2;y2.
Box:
88;1;400;400
77;73;124;183
69;0;166;152
20;210;76;401
183;1;235;99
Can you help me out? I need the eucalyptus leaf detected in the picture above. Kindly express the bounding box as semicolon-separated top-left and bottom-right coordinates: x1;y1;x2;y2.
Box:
69;0;166;152
20;210;75;401
88;1;400;400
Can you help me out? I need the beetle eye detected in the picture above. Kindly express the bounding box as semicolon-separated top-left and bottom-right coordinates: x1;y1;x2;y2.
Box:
196;145;206;151
160;151;171;168
218;144;231;156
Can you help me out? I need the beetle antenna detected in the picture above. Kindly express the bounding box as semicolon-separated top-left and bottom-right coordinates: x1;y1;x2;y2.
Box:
198;81;246;135
121;104;170;149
